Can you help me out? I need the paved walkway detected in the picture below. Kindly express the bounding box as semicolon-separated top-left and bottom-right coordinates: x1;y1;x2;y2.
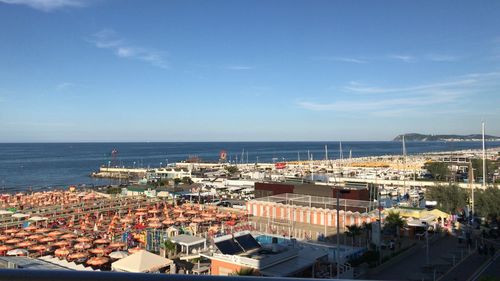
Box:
438;252;489;281
472;253;500;281
369;235;471;281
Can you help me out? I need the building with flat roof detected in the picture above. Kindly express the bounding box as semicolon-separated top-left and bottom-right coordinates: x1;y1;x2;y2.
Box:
201;231;329;277
254;182;378;210
0;256;70;270
246;193;377;238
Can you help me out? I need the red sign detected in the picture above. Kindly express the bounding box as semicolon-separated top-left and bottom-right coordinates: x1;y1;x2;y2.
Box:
275;162;287;169
219;150;227;160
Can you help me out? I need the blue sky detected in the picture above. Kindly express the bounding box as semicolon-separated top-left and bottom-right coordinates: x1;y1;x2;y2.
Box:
1;0;500;142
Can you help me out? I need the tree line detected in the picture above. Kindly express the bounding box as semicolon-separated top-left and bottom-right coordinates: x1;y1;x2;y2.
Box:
425;184;500;219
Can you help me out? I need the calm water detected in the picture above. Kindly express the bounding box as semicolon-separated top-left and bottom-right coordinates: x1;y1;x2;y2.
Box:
0;141;498;192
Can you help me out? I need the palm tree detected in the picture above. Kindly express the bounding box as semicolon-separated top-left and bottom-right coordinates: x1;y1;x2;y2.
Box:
361;221;372;247
346;225;362;246
384;211;406;238
233;267;255;276
161;239;176;258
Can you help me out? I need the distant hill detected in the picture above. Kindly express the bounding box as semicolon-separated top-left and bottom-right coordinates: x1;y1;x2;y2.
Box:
393;133;500;142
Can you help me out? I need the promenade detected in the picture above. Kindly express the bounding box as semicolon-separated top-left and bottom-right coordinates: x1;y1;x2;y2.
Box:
369;235;473;281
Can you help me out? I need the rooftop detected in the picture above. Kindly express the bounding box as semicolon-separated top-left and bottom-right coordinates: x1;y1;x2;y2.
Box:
203;232;329;277
0;256;70;271
171;234;206;246
251;193;372;212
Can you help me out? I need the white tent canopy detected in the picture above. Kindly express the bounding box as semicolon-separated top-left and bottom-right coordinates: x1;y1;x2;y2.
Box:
29;216;48;222
111;250;173;273
0;210;14;215
11;213;29;219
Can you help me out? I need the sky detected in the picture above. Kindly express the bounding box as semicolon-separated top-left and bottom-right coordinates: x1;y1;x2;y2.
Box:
1;0;500;142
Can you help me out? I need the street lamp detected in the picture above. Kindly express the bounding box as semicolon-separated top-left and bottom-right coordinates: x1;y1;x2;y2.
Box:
378;192;383;266
336;188;350;279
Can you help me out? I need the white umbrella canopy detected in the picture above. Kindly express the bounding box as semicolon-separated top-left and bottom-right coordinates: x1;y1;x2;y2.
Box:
6;249;29;256
29;216;48;222
0;210;14;215
109;251;129;259
12;213;29;219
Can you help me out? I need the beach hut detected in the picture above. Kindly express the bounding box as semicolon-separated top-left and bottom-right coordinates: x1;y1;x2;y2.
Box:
111;250;173;273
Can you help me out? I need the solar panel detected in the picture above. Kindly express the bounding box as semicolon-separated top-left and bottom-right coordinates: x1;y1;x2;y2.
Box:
215;239;244;255
235;234;261;251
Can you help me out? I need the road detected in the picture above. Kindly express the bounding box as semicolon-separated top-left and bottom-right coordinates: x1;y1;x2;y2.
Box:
369;235;471;281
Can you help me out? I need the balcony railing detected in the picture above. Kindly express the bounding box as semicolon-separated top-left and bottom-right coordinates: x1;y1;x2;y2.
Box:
0;269;360;281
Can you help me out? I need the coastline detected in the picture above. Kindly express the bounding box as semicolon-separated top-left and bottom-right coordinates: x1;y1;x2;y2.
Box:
1;144;498;194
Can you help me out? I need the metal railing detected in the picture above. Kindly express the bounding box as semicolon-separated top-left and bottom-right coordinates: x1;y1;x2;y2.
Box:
0;269;361;281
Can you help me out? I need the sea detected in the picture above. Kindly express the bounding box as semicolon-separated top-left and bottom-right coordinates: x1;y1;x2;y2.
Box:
1;141;499;192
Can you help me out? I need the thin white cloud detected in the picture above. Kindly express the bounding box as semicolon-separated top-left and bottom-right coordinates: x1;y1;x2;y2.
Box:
88;29;168;69
388;54;416;63
297;92;459;112
461;71;500;79
314;54;458;64
344;79;477;94
426;54;459;62
224;65;255;70
312;56;367;64
298;71;500;113
56;82;73;91
0;0;85;11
